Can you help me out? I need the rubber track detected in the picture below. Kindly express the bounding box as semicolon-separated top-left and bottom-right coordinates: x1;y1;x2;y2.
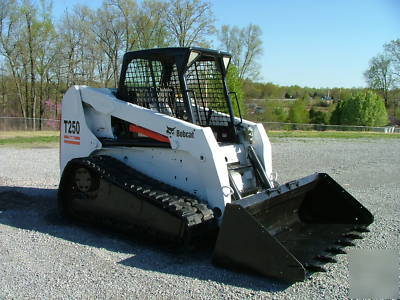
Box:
75;155;214;228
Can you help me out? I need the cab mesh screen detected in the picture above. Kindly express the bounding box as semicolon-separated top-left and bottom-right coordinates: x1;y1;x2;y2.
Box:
123;57;231;127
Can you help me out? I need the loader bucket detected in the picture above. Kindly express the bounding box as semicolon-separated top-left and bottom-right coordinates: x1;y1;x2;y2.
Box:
212;173;373;282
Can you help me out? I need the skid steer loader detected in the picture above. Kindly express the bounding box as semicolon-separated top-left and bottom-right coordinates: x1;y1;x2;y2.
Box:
58;47;373;282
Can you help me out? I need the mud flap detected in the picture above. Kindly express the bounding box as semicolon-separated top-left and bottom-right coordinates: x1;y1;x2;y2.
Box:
212;173;374;282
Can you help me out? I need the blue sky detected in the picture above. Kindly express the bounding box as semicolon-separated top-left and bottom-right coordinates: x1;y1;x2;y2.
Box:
53;0;399;88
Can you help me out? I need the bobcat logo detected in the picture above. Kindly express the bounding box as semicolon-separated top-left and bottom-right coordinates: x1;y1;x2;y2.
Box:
166;126;176;135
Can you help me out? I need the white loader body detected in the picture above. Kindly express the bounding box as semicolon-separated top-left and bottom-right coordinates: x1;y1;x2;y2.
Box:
60;85;273;217
58;48;373;282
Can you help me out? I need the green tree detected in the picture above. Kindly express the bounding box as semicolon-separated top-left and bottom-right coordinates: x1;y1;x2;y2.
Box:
309;108;327;124
329;101;343;125
364;54;395;105
226;64;245;117
262;100;287;122
272;106;287;122
395;107;400;121
330;91;388;126
288;98;309;123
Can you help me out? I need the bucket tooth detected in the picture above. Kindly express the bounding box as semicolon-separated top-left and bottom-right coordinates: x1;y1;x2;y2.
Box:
343;233;363;240
315;255;337;263
304;263;327;273
326;247;346;255
335;240;355;247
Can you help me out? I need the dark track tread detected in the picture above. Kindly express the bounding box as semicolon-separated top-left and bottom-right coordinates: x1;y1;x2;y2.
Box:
73;155;214;227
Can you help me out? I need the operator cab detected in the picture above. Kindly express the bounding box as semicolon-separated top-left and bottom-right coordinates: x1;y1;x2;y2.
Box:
115;47;241;143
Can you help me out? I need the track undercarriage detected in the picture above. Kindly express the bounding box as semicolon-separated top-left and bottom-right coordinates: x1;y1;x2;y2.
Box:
58;155;216;244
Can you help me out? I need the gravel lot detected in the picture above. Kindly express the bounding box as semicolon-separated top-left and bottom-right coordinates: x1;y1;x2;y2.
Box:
0;138;399;299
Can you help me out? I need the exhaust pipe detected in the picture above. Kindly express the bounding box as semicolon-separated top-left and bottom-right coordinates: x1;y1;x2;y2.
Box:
212;173;373;282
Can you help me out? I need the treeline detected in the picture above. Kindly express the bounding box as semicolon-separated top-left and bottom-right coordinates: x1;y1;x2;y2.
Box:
249;94;390;127
243;80;364;101
249;96;336;125
244;80;367;125
0;0;263;128
245;81;395;127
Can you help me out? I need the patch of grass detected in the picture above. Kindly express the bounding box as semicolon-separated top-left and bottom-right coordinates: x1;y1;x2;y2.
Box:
0;135;59;144
267;130;400;139
0;130;58;139
0;131;59;147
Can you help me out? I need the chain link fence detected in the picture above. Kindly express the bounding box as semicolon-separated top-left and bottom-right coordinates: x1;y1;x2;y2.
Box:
263;122;400;134
0;117;60;131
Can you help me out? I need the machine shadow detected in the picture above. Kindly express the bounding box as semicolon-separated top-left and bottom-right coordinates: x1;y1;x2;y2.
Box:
0;185;289;292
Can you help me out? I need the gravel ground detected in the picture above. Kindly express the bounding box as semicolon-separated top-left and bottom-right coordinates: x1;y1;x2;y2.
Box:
0;138;399;299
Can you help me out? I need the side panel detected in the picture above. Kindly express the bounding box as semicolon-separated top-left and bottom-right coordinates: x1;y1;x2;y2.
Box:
95;148;206;201
252;123;273;179
235;119;274;183
77;86;231;216
60;86;101;173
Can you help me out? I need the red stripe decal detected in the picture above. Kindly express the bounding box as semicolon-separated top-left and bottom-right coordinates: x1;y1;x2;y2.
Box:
129;124;170;143
64;135;80;140
64;140;80;145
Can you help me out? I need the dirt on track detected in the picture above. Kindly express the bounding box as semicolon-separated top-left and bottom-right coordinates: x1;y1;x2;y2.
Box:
0;138;399;299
